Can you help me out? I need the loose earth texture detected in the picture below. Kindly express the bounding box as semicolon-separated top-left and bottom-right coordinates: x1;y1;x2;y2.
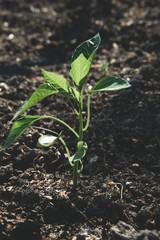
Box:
0;0;160;239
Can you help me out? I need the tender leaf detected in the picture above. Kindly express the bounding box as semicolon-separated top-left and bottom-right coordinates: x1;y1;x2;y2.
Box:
12;83;58;120
89;76;131;93
42;69;69;93
37;134;58;148
69;141;88;164
1;116;44;151
68;86;80;102
70;54;91;88
72;33;101;64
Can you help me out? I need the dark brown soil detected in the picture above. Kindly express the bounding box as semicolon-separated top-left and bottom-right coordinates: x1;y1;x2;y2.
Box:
0;0;160;239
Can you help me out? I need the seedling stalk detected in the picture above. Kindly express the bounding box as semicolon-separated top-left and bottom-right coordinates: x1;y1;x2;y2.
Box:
1;33;131;189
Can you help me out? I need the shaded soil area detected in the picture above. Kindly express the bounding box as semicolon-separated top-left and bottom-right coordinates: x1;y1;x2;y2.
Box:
0;0;160;239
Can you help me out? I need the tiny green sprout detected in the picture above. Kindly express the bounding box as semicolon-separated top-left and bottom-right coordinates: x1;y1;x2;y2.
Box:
0;33;131;189
101;59;108;73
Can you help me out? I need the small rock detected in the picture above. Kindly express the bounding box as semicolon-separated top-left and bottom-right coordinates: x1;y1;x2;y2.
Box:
121;67;131;75
110;221;137;239
132;163;139;168
0;82;9;90
120;67;135;77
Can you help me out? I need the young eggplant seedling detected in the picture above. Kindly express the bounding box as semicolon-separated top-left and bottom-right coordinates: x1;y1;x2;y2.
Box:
0;33;131;188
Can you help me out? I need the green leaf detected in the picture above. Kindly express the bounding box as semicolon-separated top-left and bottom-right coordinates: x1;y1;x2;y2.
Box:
89;76;131;93
42;69;69;93
37;134;58;148
68;86;80;102
12;83;58;120
72;33;101;64
69;141;88;164
70;54;91;88
1;116;44;151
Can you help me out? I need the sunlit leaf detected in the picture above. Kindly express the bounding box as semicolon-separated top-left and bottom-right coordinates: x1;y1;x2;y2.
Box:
42;69;69;93
12;83;58;120
70;54;91;88
89;76;131;93
1;116;43;151
72;33;101;63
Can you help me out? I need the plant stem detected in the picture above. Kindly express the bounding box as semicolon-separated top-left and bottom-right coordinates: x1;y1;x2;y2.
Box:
73;88;84;189
59;136;70;160
73;160;79;188
83;94;92;131
37;115;79;139
78;88;83;141
31;126;59;136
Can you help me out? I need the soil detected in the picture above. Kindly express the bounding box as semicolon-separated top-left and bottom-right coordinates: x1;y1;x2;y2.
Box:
0;0;160;239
